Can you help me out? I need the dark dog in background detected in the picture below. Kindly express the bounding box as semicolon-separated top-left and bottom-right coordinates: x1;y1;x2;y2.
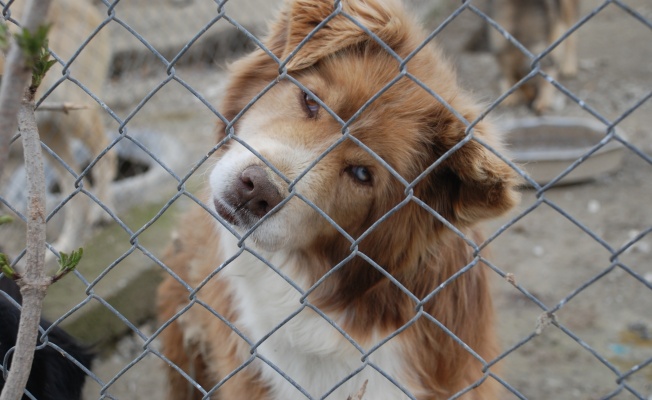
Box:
490;0;580;113
0;276;93;400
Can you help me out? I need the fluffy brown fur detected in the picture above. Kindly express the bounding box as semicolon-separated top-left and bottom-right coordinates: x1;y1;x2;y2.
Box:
158;0;520;399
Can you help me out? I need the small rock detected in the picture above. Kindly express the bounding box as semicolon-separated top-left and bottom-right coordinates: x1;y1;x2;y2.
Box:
532;245;544;257
628;322;652;340
579;58;598;71
587;199;600;214
623;230;651;254
644;273;652;284
635;241;650;254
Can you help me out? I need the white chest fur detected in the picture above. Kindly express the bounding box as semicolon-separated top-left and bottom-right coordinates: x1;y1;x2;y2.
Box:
217;230;412;400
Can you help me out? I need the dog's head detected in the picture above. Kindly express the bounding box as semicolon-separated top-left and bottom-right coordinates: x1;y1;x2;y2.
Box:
210;0;519;256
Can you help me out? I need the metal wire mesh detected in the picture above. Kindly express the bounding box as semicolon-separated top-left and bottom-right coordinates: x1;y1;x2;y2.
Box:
1;0;651;399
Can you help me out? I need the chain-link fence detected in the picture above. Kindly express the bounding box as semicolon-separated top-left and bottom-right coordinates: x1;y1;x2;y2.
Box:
1;0;651;399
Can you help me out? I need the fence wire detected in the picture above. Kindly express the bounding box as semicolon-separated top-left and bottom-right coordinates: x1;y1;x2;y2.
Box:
1;0;651;399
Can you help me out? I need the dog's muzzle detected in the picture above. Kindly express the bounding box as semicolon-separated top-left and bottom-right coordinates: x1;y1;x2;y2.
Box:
214;165;284;227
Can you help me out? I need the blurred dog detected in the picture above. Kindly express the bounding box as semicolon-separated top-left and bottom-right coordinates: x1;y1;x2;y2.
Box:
1;0;115;256
490;0;580;113
0;276;94;400
157;0;520;399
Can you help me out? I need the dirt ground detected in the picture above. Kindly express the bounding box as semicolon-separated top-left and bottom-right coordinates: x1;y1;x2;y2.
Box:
435;1;652;399
1;0;650;399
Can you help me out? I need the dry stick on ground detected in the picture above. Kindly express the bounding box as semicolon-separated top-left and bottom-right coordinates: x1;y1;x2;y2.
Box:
346;380;368;400
0;1;54;400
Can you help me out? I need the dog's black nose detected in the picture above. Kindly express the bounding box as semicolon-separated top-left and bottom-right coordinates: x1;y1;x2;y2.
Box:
236;165;283;218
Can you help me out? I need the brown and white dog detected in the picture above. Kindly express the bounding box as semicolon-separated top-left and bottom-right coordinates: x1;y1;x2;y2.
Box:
490;0;580;113
157;0;520;399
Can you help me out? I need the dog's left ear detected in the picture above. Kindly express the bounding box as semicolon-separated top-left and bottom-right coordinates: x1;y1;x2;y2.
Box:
451;140;520;224
429;119;520;225
269;0;408;71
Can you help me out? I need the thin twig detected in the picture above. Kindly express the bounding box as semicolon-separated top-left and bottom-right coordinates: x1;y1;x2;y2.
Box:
37;102;89;113
0;90;49;400
346;379;368;400
0;0;53;178
0;0;54;398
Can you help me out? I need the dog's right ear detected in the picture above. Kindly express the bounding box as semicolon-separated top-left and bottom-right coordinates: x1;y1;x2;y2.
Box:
266;0;408;71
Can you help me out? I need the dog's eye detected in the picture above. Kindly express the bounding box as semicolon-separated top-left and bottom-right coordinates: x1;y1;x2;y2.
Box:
302;91;320;118
348;166;372;184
